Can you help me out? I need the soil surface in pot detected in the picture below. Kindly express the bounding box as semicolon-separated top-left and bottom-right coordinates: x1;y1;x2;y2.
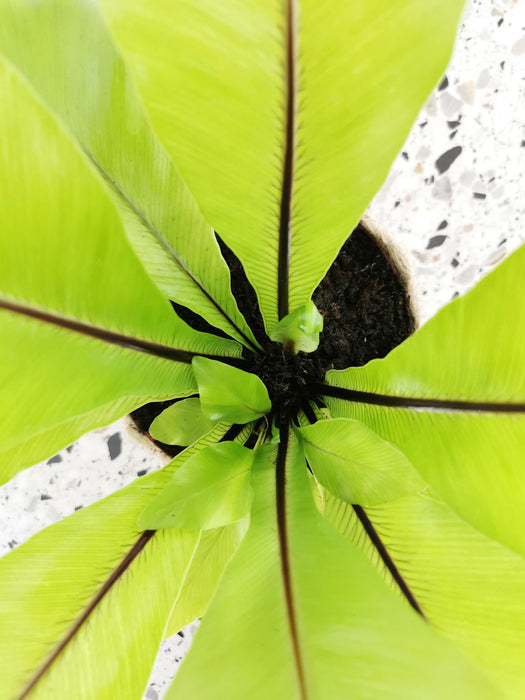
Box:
132;222;414;452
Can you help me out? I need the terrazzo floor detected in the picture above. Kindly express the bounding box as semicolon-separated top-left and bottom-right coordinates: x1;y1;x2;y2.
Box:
1;0;524;697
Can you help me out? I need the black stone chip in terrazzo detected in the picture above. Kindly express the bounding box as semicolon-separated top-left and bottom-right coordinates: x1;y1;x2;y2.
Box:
438;75;449;90
107;432;122;460
40;493;52;501
137;469;148;477
435;146;463;174
473;192;487;199
47;454;62;465
437;220;448;230
427;235;448;250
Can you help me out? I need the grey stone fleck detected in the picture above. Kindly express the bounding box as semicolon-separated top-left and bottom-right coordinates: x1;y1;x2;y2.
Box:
477;69;490;89
107;433;122;461
439;92;462;117
427;235;448;249
456;265;478;284
431;176;452;200
459;171;476;187
416;146;431;159
435;146;463;174
511;35;525;55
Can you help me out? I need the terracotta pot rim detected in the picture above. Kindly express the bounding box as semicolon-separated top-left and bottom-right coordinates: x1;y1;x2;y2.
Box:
361;213;421;330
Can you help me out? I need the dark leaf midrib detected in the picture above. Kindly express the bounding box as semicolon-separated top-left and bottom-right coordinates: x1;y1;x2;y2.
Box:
352;504;426;618
16;530;156;699
277;0;297;321
276;422;308;700
0;299;246;368
84;151;259;352
314;383;525;413
302;411;425;619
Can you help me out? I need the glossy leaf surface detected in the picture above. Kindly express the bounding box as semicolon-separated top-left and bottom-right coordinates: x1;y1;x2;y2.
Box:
298;418;425;507
163;520;248;639
0;58;238;484
193;357;271;423
137;442;254;531
149;398;219;446
100;0;464;332
324;243;525;556
167;432;495;699
0;0;258;349
0;424;233;699
322;488;525;697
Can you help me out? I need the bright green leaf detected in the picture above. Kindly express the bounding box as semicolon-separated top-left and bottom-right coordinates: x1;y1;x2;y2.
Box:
298;417;425;506
325;243;525;557
163;519;248;638
149;398;219;446
137;442;255;531
167;431;495;699
0;423;232;699
0;57;239;485
322;487;525;696
100;0;465;333
193;357;271;423
0;0;258;349
269;301;323;353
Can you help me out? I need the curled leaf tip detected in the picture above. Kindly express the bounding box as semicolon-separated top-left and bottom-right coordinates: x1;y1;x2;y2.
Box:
270;301;323;353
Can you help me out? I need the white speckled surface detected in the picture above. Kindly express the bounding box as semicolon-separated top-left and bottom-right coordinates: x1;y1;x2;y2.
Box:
1;1;524;697
370;0;525;324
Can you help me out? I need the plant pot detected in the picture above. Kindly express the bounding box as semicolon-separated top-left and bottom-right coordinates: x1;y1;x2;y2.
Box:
130;217;419;452
360;213;421;330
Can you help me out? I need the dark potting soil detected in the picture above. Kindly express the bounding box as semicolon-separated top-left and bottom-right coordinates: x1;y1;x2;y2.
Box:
218;223;414;372
131;222;414;443
312;223;415;370
131;399;186;458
